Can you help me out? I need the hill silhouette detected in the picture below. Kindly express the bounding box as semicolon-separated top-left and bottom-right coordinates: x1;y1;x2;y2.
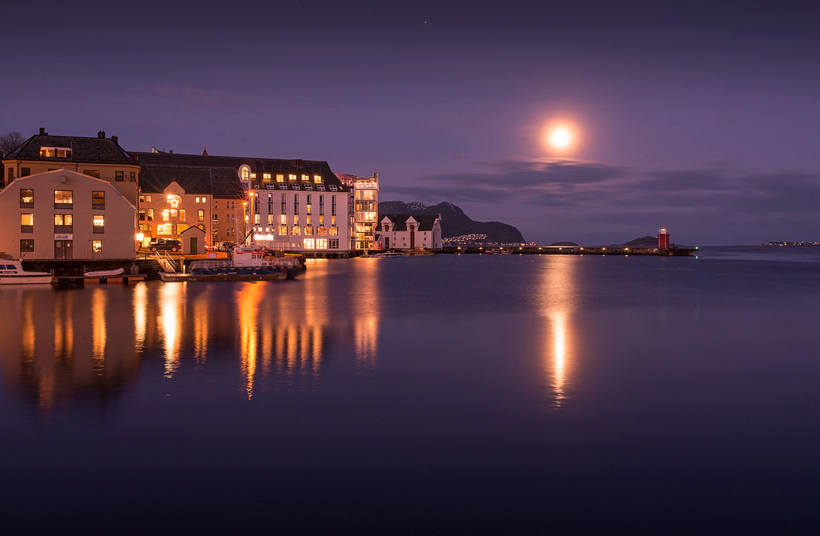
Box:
378;201;525;244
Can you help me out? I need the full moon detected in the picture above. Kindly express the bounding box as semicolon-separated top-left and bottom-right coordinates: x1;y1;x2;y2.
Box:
547;125;574;151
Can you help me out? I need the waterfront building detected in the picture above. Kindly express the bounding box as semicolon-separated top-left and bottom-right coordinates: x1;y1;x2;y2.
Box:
0;169;137;259
375;214;442;251
2;129;140;205
135;152;245;247
337;173;380;251
133;151;352;254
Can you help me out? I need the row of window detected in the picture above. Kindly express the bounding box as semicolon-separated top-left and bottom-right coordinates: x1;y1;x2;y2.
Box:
20;213;106;233
240;167;325;184
19;189;106;209
19;239;104;253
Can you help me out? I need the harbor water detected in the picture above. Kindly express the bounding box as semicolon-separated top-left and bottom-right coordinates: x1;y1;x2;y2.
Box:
2;247;820;534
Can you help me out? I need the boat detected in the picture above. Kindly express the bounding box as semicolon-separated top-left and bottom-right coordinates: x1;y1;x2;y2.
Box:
0;260;54;285
84;267;125;278
159;245;299;282
371;252;403;258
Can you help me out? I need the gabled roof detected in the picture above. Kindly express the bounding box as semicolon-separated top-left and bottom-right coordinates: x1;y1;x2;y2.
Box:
138;164;246;198
4;133;138;165
379;213;440;232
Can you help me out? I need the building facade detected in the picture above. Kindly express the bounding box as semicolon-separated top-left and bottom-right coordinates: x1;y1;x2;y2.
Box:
0;169;137;259
133;151;352;253
375;214;442;251
2;129;140;205
337;173;379;251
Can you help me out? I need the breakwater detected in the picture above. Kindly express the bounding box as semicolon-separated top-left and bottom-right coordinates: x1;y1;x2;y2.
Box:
442;245;696;256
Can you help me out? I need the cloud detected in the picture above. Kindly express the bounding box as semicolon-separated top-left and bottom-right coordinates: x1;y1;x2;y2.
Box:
384;158;820;244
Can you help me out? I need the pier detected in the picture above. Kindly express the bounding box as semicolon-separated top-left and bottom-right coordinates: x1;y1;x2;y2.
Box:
441;245;697;256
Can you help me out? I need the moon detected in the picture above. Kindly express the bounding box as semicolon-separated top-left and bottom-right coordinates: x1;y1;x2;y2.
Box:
547;125;575;151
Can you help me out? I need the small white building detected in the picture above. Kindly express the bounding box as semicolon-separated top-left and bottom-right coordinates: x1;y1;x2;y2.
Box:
375;214;442;251
0;169;137;259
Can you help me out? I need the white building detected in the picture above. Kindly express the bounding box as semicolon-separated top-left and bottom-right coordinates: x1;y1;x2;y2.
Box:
375;214;442;251
0;169;137;259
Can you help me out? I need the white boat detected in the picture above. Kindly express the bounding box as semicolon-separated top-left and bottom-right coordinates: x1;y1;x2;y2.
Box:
84;267;125;278
371;252;403;258
0;260;54;285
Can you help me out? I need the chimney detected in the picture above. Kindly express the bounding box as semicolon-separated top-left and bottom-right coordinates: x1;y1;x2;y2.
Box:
112;135;119;145
39;127;46;135
98;130;106;139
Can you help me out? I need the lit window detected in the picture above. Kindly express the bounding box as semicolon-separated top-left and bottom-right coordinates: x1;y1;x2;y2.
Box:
317;238;328;249
20;239;34;252
288;174;297;181
291;226;301;235
301;174;309;181
278;224;287;235
92;240;103;253
20;189;34;207
93;215;105;233
276;174;284;182
263;173;271;180
313;174;322;183
239;165;251;180
21;214;34;232
92;191;105;209
304;238;315;249
54;190;73;207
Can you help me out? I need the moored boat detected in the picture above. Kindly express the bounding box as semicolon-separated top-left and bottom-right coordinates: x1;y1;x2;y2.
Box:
159;245;300;282
0;260;54;285
84;267;125;278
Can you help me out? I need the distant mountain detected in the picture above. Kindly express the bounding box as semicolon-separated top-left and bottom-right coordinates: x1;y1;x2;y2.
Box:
623;236;658;247
378;201;525;244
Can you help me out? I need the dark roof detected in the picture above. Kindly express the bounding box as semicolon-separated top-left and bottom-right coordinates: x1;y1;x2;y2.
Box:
131;151;349;193
4;133;138;165
138;164;247;197
379;214;440;232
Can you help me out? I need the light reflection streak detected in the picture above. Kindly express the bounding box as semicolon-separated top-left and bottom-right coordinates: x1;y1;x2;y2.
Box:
133;283;147;350
351;258;380;372
237;283;264;399
539;257;578;408
91;289;107;375
161;283;183;378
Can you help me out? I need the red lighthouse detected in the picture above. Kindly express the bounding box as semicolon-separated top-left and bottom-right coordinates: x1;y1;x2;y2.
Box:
658;226;670;249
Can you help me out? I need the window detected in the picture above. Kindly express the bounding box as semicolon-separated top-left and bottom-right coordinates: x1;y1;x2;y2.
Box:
304;226;314;235
278;184;287;190
278;224;288;235
331;195;336;215
146;208;154;221
20;239;34;253
54;214;73;232
292;184;300;191
317;238;328;249
92;240;103;253
304;238;315;249
54;190;73;209
317;226;327;236
214;200;219;209
180;209;187;220
239;165;251;180
263;173;271;180
92;191;105;209
288;174;297;181
313;174;322;183
294;196;299;214
197;209;205;222
301;174;309;181
213;213;219;221
83;170;101;178
21;167;31;177
21;214;34;233
39;147;72;158
130;171;136;181
140;194;153;203
329;226;339;236
291;226;301;235
305;184;313;191
7;168;14;181
329;239;339;249
276;174;284;183
317;185;325;191
20;189;34;208
329;185;338;192
319;195;324;214
93;215;105;233
115;171;124;181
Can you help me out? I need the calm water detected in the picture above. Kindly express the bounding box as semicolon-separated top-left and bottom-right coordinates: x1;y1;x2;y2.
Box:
2;248;820;534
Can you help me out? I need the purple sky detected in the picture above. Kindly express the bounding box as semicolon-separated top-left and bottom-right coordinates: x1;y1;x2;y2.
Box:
4;0;820;245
